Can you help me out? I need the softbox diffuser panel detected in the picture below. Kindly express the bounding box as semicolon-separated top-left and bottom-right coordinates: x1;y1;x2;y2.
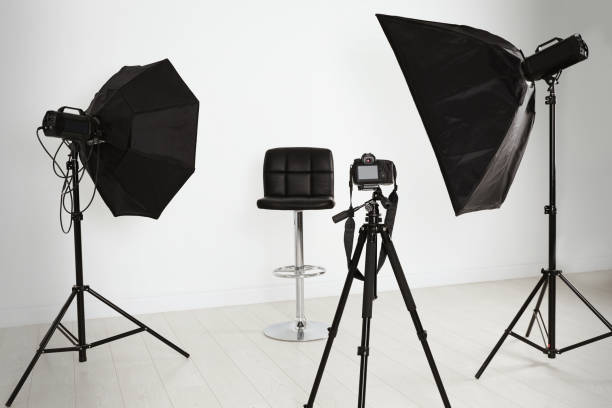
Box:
81;59;199;219
377;14;535;215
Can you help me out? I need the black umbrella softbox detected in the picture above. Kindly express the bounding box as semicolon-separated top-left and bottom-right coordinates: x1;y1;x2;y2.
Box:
81;58;199;219
5;59;199;408
377;15;535;215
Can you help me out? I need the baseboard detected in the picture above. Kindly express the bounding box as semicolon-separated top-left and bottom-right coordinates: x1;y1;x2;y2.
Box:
1;255;610;328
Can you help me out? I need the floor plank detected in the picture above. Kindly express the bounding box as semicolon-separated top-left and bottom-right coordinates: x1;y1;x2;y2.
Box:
105;317;173;408
165;309;268;408
72;319;124;408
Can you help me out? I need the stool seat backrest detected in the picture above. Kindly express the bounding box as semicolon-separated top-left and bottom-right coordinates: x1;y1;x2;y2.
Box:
262;147;334;199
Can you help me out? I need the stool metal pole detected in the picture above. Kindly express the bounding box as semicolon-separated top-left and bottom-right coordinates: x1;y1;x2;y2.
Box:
295;211;306;327
264;211;328;342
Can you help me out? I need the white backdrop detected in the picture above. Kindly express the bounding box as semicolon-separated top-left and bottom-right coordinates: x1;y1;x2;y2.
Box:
0;0;610;327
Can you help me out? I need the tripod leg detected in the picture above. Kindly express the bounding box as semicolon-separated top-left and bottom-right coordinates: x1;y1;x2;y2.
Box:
547;272;556;358
304;229;367;408
559;273;612;331
475;275;547;379
76;287;87;362
357;317;372;408
357;227;377;408
380;230;451;408
525;278;548;338
85;287;190;358
5;290;77;407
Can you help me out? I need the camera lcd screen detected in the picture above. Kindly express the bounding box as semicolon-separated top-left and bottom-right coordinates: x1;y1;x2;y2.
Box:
357;165;378;181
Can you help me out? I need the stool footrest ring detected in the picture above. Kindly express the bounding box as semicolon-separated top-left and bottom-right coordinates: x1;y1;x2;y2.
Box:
273;265;326;278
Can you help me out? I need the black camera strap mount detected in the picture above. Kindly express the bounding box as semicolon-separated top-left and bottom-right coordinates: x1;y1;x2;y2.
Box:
304;188;451;408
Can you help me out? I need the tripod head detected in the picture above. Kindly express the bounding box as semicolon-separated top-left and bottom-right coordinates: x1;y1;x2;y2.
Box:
332;187;391;224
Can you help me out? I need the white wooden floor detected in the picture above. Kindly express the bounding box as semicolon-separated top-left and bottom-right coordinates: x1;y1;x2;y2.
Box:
2;270;612;408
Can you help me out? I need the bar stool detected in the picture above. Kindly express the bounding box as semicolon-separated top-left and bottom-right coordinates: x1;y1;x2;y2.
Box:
257;147;335;341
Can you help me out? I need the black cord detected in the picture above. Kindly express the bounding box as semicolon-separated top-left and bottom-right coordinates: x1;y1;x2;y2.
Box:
37;127;67;178
61;144;94;195
60;175;73;234
36;127;101;234
80;144;100;213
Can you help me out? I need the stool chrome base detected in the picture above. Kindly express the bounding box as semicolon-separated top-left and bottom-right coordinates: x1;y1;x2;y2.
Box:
264;320;328;342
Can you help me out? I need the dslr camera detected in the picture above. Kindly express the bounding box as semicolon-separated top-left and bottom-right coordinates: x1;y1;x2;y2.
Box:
351;153;395;190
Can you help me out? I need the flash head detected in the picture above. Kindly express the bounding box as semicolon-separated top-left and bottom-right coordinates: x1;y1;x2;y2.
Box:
42;107;102;144
521;34;588;82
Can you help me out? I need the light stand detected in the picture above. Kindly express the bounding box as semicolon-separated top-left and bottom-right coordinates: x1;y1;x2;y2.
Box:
304;188;451;408
5;142;189;407
475;76;612;379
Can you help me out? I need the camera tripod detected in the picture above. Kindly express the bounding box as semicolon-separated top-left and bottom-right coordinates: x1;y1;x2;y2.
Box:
475;76;612;379
5;142;189;407
304;188;451;408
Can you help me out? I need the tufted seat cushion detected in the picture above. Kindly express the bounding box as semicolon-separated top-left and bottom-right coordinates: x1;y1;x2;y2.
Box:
257;147;335;211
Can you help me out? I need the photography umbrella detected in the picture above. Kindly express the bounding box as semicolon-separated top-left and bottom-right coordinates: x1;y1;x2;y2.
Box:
377;14;535;215
82;58;199;219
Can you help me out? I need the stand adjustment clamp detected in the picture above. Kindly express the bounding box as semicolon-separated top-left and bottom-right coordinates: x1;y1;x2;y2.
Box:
357;346;369;357
541;268;561;276
544;205;557;214
352;269;365;281
327;326;338;339
417;330;428;341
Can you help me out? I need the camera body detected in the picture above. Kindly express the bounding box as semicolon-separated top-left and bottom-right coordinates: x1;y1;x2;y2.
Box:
351;153;394;190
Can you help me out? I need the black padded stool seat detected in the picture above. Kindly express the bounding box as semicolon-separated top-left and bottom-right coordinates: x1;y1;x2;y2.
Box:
257;196;334;211
257;147;334;211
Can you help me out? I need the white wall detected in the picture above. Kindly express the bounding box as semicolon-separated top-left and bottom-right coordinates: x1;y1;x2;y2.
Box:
0;0;610;328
